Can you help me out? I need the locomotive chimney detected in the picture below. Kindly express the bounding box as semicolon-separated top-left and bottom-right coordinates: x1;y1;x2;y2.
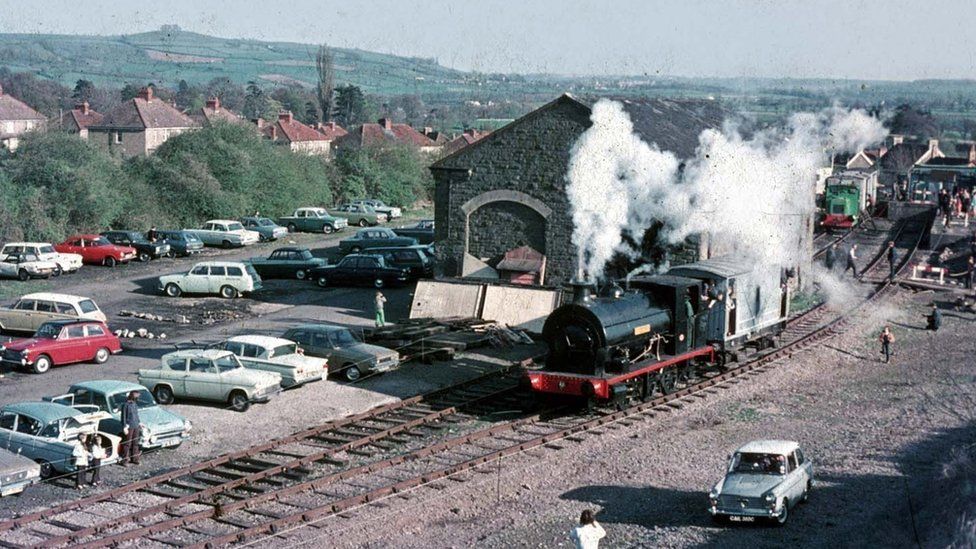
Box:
569;278;594;304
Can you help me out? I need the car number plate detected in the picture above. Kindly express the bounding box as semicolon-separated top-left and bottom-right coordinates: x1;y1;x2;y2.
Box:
729;516;754;522
160;438;181;447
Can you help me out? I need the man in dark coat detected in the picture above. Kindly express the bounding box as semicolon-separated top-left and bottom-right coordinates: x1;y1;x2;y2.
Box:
886;241;897;282
120;391;142;466
824;244;837;271
927;304;943;331
967;256;976;291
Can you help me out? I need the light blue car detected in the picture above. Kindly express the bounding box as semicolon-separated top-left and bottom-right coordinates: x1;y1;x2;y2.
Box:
49;380;192;450
0;402;121;478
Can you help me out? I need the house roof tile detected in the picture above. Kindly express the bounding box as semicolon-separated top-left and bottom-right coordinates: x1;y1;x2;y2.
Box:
0;84;45;122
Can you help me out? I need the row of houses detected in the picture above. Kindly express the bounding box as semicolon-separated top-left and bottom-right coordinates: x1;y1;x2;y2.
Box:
0;84;489;159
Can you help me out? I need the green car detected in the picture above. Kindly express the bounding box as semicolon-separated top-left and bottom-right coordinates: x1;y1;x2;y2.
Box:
278;208;348;234
282;324;400;382
338;228;418;254
248;247;326;280
329;203;388;227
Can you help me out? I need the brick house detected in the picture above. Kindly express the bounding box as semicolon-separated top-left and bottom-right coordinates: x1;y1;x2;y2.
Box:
315;121;348;141
58;101;104;139
88;87;199;158
0;83;46;151
336;118;440;154
261;111;333;156
430;93;723;286
438;129;490;158
189;97;245;127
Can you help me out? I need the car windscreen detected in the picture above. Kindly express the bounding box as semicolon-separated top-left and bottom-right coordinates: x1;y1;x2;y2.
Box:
730;452;786;475
108;389;156;412
269;344;297;358
78;300;99;314
215;354;243;373
35;323;62;339
184;233;201;242
39;245;56;254
227;223;245;231
258;219;275;226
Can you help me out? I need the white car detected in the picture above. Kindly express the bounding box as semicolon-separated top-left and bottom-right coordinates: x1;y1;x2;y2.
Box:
159;261;263;299
215;335;327;388
0;242;82;275
708;440;814;525
184;220;261;248
0;253;59;281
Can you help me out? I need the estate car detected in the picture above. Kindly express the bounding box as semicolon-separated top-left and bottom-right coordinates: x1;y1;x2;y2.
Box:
0;293;106;334
159;261;262;299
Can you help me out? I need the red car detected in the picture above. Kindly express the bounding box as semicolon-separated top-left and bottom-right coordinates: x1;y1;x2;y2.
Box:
0;320;122;374
55;234;136;267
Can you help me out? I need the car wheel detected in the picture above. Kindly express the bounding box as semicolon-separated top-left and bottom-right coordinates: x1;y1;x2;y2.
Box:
165;283;182;297
31;355;52;374
154;385;175;405
287;223;297;233
295;269;307;280
104;256;117;268
773;499;789;526
358;219;369;227
222;240;233;249
138;251;151;262
52;265;62;277
17;269;28;282
344;364;362;382
93;347;110;364
323;225;334;234
165;250;176;258
220;285;238;299
316;276;328;288
229;390;250;412
36;460;54;480
373;278;385;289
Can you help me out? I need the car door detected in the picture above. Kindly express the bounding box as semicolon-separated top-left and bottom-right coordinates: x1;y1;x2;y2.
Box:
358;256;381;284
332;257;355;284
787;451;806;501
0;412;17;452
59;324;89;364
11;413;42;459
264;250;284;277
185;357;221;400
183;265;210;294
7;299;36;332
33;300;58;330
85;324;111;360
208;266;227;293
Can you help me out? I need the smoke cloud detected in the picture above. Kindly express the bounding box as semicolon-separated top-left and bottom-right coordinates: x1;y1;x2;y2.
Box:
566;99;887;280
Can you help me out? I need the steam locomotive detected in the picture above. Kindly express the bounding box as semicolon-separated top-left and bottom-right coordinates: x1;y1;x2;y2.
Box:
524;257;790;406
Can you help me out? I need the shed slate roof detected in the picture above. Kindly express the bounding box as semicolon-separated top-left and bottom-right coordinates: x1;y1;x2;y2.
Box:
878;142;931;172
0;84;45;122
61;103;104;131
337;119;435;148
316;122;348;140
192;98;243;126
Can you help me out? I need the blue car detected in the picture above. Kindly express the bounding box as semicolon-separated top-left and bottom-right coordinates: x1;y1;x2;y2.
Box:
156;230;205;257
0;402;121;478
49;380;192;450
240;217;288;242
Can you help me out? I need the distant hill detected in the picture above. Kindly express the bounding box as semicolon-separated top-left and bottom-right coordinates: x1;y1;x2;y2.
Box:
0;28;486;97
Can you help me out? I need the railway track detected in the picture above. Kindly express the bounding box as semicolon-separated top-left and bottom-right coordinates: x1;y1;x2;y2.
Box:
0;211;933;548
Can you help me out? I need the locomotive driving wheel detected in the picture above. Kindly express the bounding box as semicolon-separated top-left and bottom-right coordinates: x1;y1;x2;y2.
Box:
657;369;677;394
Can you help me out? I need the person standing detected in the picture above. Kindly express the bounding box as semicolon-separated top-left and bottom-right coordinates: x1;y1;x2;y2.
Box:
845;244;859;277
87;434;105;487
73;433;91;489
824;244;837;271
146;226;159;242
879;326;895;363
927;304;943;331
886;241;897;282
962;190;972;228
374;291;387;328
120;391;142;466
967;256;975;291
570;509;606;549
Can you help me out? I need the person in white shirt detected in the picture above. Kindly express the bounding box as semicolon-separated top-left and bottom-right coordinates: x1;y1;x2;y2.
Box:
570;509;606;549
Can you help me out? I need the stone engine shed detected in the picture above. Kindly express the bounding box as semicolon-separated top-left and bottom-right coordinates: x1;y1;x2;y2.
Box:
430;93;723;286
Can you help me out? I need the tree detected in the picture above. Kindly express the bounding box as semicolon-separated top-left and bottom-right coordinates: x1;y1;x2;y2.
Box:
175;79;201;109
204;77;246;112
72;79;95;103
889;104;940;139
243;81;273;120
316;44;336;123
333;84;366;127
305;101;321;126
120;83;140;101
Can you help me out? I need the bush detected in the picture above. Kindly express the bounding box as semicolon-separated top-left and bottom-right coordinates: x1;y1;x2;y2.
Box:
333;145;434;207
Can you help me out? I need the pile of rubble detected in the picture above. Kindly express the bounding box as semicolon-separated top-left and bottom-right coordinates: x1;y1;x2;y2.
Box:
118;310;192;324
114;328;167;340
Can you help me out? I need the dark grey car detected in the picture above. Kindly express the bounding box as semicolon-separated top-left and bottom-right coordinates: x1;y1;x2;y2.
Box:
282;324;400;382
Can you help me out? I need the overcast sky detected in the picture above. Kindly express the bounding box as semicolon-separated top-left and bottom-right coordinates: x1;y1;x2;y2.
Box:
1;0;973;80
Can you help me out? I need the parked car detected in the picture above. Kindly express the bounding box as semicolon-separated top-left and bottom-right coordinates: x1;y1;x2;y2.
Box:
0;293;106;334
0;449;41;496
239;216;288;241
350;199;402;219
158;261;262;299
184;220;260;248
277;207;348;234
309;254;410;289
248;247;326;280
0;242;82;275
215;335;326;388
155;230;205;257
708;440;814;525
0;401;121;478
55;234;136;267
283;324;400;381
338;228;418;254
47;380;192;450
0;319;121;374
0;253;58;281
392;219;435;245
370;245;434;279
138;350;282;412
100;230;170;262
329;203;387;227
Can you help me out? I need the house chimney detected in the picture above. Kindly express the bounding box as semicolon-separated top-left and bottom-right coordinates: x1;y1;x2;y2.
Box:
423;126;433;136
968;144;976;164
464;128;476;137
76;101;90;115
890;134;904;146
206;97;220;111
269;125;277;140
137;86;153;102
278;111;293;123
378;118;393;130
878;144;888;158
254;117;265;129
928;138;939;155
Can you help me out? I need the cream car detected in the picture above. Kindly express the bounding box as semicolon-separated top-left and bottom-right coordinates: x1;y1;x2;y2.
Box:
215;335;327;388
0;293;106;334
184;220;261;248
0;242;82;275
159;261;263;299
0;253;58;281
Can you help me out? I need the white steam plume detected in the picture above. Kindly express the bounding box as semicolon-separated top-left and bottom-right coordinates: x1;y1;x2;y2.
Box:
566;99;887;280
